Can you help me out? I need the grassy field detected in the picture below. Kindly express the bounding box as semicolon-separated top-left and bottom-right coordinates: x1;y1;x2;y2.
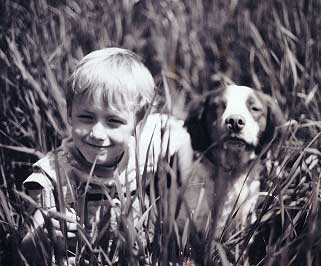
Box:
0;0;320;265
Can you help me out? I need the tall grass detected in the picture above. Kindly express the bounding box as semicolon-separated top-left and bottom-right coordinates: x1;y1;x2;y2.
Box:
0;0;320;265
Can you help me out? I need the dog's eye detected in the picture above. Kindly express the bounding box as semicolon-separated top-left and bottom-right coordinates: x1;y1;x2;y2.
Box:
212;98;226;109
251;106;261;112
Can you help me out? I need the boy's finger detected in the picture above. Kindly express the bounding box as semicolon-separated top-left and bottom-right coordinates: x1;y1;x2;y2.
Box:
54;229;77;239
43;227;76;238
48;208;77;221
66;221;77;231
51;218;77;231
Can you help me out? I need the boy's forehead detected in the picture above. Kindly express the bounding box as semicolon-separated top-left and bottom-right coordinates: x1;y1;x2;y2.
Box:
73;92;103;105
71;92;133;114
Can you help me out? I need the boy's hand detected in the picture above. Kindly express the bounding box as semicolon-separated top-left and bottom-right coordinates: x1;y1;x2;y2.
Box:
21;207;78;264
32;207;78;238
47;208;78;238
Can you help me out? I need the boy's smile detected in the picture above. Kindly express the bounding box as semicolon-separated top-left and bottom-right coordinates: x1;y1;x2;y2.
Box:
69;94;136;167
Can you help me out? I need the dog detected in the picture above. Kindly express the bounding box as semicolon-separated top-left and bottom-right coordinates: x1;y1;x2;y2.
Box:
177;85;285;257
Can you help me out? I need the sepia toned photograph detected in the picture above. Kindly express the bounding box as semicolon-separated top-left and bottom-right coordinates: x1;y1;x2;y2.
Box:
0;0;320;265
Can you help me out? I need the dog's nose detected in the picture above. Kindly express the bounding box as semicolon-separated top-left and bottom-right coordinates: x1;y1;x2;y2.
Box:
225;115;245;131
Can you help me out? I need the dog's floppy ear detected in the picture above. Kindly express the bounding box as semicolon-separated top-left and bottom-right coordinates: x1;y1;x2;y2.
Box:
257;92;286;151
184;96;211;153
265;95;286;129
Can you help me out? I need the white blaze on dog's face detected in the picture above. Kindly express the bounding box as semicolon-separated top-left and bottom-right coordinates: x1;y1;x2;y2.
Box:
221;85;268;147
206;85;269;153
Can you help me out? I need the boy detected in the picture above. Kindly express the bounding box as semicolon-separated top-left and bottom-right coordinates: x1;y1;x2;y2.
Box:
21;47;193;265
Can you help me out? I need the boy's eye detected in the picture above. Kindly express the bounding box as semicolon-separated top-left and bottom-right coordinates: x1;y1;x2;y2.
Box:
107;118;126;125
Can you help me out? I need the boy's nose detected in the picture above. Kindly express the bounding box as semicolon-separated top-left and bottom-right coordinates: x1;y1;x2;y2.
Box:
90;122;109;141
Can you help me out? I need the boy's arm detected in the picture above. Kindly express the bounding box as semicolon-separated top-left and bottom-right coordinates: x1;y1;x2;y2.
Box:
23;171;77;231
24;171;56;212
22;172;77;260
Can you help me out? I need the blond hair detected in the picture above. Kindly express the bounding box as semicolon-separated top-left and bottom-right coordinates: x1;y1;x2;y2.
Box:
66;48;155;117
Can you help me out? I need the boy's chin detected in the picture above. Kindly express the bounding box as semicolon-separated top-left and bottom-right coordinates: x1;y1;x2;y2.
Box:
84;153;123;167
85;157;113;167
87;176;116;187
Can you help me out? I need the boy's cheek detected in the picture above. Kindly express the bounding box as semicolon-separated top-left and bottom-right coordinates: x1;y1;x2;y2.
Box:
108;127;134;143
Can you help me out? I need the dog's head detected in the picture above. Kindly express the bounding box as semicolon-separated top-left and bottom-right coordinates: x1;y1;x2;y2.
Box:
185;85;285;164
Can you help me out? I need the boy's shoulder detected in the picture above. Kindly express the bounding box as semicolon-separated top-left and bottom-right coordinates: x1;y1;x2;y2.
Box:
24;138;74;189
137;113;191;159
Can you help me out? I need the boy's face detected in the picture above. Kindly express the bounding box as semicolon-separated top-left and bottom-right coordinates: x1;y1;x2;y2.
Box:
69;94;136;166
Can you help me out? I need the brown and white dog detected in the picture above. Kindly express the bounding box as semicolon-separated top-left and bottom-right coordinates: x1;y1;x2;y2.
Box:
178;85;285;245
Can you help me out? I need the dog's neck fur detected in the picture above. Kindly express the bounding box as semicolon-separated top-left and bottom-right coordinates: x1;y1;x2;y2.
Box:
204;147;262;239
211;144;257;178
